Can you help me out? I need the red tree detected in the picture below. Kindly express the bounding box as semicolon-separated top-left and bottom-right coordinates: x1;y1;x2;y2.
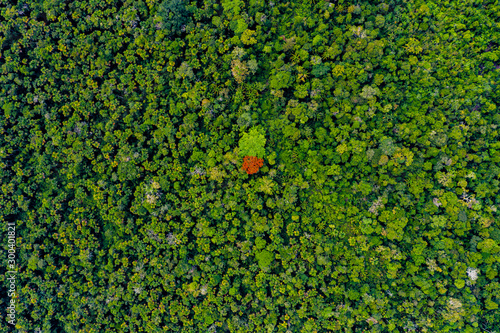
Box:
242;156;264;175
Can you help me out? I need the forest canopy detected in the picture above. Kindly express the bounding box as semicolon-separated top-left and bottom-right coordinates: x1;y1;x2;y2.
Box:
1;0;499;332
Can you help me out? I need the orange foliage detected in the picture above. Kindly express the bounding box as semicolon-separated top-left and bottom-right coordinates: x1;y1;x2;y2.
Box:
242;156;264;175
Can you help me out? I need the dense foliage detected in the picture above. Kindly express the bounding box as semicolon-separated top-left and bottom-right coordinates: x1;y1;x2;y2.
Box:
1;0;500;331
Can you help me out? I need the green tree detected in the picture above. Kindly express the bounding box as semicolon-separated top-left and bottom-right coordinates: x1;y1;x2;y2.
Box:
157;0;191;35
238;127;266;158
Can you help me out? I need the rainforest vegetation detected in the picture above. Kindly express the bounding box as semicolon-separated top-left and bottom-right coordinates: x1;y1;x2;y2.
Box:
1;0;500;331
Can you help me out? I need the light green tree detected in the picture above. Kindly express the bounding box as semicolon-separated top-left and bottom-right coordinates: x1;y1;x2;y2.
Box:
238;127;266;158
222;0;243;18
